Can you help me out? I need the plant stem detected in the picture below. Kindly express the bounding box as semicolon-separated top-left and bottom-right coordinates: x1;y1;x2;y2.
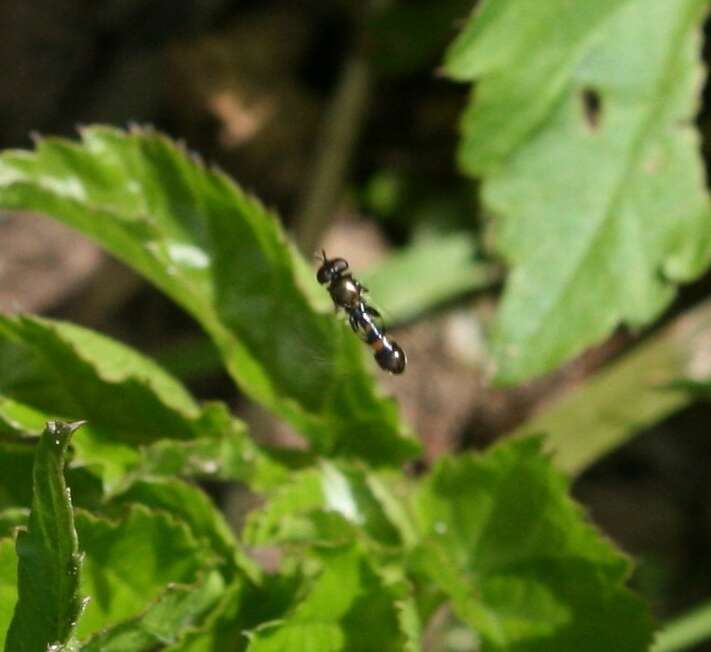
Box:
511;299;711;476
294;53;371;255
651;601;711;652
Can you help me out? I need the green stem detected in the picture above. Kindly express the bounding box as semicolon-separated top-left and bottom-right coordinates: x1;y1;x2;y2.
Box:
651;601;711;652
511;299;711;476
294;53;371;255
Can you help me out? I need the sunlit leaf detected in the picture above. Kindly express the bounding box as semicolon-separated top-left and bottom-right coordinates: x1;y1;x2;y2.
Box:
0;538;18;651
650;600;711;652
243;462;408;548
80;570;226;652
165;575;299;652
0;128;418;464
109;477;259;582
0;510;28;540
412;437;653;651
74;504;210;641
447;0;711;383
395;592;422;652
245;545;408;652
163;582;248;652
132;402;288;490
0;399;47;439
0;315;264;490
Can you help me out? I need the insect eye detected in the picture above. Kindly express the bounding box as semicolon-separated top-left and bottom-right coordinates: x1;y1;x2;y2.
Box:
333;259;349;274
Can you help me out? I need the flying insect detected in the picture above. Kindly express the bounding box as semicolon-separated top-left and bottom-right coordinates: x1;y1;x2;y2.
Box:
348;301;407;374
316;251;407;375
316;251;366;311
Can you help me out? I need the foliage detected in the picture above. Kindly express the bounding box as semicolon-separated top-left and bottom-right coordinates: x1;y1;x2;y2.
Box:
0;128;416;466
0;126;654;650
1;0;711;649
446;0;711;383
411;438;651;651
4;421;84;652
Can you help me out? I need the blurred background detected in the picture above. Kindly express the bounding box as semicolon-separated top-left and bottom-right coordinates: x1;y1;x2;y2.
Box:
1;0;711;637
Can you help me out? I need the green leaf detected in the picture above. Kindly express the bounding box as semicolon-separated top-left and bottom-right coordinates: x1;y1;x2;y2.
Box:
162;581;248;652
5;420;85;652
73;504;210;642
249;624;344;652
132;402;287;490
510;307;707;475
412;437;653;651
447;0;711;383
395;593;421;652
0;399;47;438
243;462;409;548
665;378;711;399
651;599;711;652
243;468;340;546
0;314;198;420
150;336;223;383
165;575;299;652
0;128;418;464
246;545;409;652
134;433;286;490
0;442;34;510
0;538;18;651
80;570;226;652
360;233;498;324
109;477;259;582
0;315;262;490
0;509;29;539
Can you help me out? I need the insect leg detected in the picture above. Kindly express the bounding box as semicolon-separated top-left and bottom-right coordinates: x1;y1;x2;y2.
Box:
348;310;360;332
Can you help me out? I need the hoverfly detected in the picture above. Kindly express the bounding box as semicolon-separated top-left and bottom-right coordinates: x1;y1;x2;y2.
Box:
317;251;406;374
